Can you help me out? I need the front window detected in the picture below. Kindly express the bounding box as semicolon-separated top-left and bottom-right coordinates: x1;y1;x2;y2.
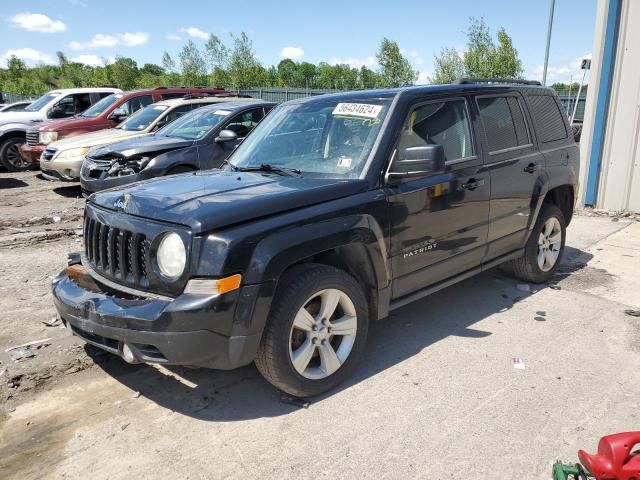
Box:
24;93;59;112
117;105;168;131
81;94;122;118
398;100;474;162
156;108;229;140
54;93;91;117
229;98;392;178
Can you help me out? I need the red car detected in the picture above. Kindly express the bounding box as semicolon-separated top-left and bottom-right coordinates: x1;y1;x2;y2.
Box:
21;86;228;165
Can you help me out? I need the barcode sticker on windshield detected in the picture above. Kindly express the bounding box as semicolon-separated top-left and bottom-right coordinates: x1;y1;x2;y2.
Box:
214;110;231;116
332;103;382;119
337;156;352;168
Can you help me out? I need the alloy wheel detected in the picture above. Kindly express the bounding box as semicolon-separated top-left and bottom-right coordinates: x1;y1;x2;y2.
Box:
537;216;562;272
5;142;29;169
288;288;358;380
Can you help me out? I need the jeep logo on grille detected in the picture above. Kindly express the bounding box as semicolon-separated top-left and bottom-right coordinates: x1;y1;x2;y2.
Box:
114;194;130;211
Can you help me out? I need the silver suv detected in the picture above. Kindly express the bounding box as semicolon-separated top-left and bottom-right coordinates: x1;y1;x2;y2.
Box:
0;87;121;171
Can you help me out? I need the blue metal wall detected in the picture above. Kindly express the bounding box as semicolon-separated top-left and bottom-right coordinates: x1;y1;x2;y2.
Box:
585;0;622;205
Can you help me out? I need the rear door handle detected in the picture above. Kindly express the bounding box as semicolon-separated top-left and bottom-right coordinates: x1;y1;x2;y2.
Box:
461;178;485;190
524;163;540;173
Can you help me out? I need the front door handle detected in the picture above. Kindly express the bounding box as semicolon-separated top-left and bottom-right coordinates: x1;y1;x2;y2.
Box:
524;163;540;173
461;177;485;190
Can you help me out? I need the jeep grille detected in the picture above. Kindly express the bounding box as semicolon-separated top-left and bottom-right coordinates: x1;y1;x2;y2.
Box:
84;216;151;288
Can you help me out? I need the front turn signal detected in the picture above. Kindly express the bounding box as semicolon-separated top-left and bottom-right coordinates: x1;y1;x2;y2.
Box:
184;274;242;296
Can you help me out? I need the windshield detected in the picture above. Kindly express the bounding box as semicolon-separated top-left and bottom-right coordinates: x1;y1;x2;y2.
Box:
229;99;391;178
229;98;392;178
117;104;168;131
156;107;229;140
81;94;121;118
24;93;59;112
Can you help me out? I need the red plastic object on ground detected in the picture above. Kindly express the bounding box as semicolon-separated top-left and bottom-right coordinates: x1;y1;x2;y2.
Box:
578;432;640;480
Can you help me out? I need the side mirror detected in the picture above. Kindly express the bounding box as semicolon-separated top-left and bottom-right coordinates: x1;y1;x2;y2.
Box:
387;144;445;182
108;108;128;122
214;129;238;143
48;106;66;119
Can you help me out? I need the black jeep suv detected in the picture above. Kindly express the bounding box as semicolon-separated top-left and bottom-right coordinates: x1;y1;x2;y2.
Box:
52;80;578;397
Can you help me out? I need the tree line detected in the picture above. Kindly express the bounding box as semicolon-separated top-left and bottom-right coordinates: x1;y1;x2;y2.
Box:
1;19;530;96
0;35;418;95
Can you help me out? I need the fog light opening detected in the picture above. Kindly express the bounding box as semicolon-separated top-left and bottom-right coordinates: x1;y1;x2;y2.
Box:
121;343;139;364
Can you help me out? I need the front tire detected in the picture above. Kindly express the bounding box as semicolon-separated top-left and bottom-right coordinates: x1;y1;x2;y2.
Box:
255;264;369;398
0;137;30;172
503;204;566;283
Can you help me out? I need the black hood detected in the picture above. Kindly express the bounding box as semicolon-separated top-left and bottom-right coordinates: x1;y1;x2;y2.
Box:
90;170;369;234
90;134;194;159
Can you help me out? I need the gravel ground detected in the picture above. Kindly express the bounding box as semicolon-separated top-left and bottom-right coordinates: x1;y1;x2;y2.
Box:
0;171;92;405
1;169;639;479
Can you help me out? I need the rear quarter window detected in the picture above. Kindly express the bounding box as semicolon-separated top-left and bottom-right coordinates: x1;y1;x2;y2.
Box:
526;94;568;143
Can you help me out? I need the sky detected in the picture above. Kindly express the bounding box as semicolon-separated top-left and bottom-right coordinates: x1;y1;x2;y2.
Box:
0;0;597;85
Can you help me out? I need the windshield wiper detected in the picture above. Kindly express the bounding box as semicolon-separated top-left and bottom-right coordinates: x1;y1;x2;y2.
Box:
236;164;301;176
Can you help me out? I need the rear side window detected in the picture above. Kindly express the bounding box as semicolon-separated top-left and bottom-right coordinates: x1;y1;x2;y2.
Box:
527;95;568;143
164;104;193;123
398;100;474;162
477;96;529;153
224;108;266;138
121;95;154;115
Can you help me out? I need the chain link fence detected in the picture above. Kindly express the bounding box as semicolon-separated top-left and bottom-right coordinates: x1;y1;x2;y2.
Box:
557;92;587;123
2;87;587;122
232;87;341;103
1;87;339;106
0;92;37;104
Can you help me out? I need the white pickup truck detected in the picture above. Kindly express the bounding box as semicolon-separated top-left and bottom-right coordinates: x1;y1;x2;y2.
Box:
0;87;120;171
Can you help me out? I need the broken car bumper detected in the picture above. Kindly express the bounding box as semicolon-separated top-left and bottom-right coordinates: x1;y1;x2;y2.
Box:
19;144;44;164
51;258;266;370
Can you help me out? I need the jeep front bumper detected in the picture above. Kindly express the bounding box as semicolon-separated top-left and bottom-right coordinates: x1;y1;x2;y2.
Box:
51;258;273;369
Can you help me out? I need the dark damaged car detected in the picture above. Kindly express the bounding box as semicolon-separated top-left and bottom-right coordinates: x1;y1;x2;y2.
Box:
53;80;578;398
80;100;275;195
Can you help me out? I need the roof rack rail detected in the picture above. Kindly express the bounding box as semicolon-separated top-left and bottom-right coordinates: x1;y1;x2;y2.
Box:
454;77;542;86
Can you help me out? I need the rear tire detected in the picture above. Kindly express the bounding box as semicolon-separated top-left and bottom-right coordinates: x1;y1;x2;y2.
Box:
255;264;369;398
0;137;30;172
502;204;566;283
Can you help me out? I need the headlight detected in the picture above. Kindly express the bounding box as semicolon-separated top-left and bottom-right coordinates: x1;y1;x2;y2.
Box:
53;147;90;161
39;131;58;145
156;232;186;279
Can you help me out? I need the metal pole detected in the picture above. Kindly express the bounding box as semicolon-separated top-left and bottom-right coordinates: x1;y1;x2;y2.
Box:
571;68;588;126
542;0;556;85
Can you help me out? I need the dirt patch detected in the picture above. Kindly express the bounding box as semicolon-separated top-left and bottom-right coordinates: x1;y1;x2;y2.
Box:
554;265;617;291
0;169;92;409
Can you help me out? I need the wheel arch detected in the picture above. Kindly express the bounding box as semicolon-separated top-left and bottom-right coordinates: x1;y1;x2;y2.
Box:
543;184;575;225
245;215;392;322
0;128;27;144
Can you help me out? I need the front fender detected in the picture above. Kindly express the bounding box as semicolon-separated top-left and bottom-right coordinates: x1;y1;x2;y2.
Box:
245;214;391;288
0;123;30;138
143;145;215;177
